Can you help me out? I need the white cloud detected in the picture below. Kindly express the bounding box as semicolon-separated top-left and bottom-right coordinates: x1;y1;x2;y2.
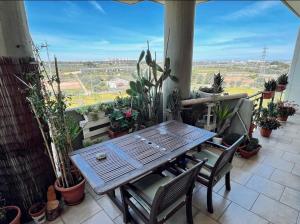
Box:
89;1;106;15
222;1;279;21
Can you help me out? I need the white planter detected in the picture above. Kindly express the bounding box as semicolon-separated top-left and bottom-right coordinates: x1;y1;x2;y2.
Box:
212;137;223;145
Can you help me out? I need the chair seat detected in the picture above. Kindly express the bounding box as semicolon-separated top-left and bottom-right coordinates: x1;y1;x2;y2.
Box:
193;150;219;168
127;173;185;220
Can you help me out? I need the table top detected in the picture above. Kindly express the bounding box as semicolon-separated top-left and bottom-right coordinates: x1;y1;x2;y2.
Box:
70;120;216;194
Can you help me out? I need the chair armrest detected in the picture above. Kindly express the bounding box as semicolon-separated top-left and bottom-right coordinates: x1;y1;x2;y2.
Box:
204;141;228;151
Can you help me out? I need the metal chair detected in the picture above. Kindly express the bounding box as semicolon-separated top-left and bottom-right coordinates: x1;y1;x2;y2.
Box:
185;135;245;213
120;160;207;224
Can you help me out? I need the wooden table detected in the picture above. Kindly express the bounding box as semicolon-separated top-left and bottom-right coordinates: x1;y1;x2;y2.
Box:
70;121;215;208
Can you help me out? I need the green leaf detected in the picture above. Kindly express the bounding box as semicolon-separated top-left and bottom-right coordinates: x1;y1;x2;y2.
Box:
170;75;178;82
138;50;145;63
165;57;170;69
145;49;152;66
136;81;143;93
142;78;154;87
129;81;137;92
156;64;164;72
126;89;136;96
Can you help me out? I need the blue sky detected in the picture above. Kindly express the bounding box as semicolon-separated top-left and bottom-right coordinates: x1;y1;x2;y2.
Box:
25;0;300;61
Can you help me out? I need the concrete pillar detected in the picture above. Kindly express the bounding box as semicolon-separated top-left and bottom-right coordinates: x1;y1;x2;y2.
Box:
163;0;196;117
285;28;300;106
0;1;33;57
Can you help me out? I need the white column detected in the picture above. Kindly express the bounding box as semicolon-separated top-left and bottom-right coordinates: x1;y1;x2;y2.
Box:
286;28;300;107
163;0;196;117
0;1;33;57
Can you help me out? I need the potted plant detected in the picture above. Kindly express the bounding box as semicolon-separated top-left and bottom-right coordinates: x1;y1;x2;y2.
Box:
28;203;46;224
108;109;138;138
199;72;224;96
277;101;297;121
0;193;21;224
262;79;277;99
18;57;86;206
126;41;178;127
222;133;247;150
258;117;281;137
239;138;261;159
213;104;233;144
276;73;288;92
77;103;113;121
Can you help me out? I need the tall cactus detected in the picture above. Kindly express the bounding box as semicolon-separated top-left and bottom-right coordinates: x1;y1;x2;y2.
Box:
126;42;177;125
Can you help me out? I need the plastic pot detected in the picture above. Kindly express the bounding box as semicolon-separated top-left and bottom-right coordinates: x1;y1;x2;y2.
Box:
262;91;275;99
54;178;86;206
277;116;288;122
4;206;21;224
28;203;46;224
260;128;272;137
276;84;286;92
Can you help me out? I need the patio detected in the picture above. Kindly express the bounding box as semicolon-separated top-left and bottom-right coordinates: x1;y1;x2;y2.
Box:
46;114;300;224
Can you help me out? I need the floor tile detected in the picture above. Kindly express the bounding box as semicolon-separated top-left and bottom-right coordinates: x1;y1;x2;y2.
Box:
82;211;114;224
61;194;102;224
193;212;219;224
263;156;294;172
242;161;275;179
86;183;104;200
271;169;300;191
166;205;199;224
274;142;300;154
219;203;268;224
292;164;300;176
193;186;231;220
212;178;225;193
218;181;259;210
232;156;246;168
48;217;64;224
113;215;124;224
97;195;122;220
246;175;284;200
282;152;300;164
280;187;300;211
251;194;298;224
230;168;253;185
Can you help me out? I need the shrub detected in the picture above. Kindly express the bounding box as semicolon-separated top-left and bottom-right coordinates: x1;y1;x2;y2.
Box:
258;117;281;130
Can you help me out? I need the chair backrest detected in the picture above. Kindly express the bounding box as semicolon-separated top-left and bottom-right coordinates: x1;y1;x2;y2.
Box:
213;135;245;176
149;160;206;220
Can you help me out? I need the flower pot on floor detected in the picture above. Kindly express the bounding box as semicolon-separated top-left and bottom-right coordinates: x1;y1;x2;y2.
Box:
276;84;286;92
262;91;274;99
4;206;21;224
212;137;223;145
54;178;86;206
238;146;261;159
260;128;272;137
108;128;128;139
277;116;288;122
28;202;46;224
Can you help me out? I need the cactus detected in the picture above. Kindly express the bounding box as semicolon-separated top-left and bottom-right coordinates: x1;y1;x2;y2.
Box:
126;42;177;125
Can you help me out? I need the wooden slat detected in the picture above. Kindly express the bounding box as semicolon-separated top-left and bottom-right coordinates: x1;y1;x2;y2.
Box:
70;121;216;194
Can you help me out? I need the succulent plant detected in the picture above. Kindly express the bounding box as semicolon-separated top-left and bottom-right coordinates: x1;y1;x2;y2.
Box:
212;72;224;93
264;79;277;91
277;73;289;85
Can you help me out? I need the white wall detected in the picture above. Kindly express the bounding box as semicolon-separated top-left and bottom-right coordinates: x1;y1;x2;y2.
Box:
286;28;300;105
0;1;33;57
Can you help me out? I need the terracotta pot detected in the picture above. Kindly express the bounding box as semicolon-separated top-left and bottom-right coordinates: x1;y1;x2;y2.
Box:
276;84;286;92
54;178;86;206
278;116;288;122
28;203;46;224
108;129;128;139
5;206;21;224
262;91;275;99
260;128;272;137
239;146;261;159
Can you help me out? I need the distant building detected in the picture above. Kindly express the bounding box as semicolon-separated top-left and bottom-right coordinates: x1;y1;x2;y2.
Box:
107;78;129;89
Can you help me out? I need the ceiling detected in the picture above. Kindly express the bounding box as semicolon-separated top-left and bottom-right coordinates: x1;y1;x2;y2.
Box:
282;0;300;17
118;0;300;18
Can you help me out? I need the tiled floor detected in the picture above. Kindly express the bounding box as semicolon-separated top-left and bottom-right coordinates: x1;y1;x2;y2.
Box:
50;114;300;224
